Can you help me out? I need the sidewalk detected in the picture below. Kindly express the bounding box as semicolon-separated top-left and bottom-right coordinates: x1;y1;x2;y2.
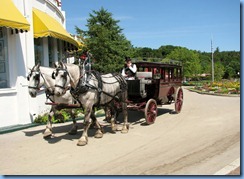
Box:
215;158;240;175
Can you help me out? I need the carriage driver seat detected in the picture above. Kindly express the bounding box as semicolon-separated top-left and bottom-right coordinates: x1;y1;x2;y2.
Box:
136;72;152;98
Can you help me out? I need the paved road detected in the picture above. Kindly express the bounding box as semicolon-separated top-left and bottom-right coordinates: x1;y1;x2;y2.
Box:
0;88;240;175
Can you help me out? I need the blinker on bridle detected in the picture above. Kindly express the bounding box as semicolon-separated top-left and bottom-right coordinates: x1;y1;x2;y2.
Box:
28;70;41;90
53;68;69;90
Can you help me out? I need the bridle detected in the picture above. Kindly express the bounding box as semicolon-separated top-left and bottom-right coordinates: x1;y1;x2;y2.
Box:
27;70;43;90
52;67;71;93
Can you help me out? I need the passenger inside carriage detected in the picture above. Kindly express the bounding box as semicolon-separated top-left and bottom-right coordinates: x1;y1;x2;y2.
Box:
121;57;137;80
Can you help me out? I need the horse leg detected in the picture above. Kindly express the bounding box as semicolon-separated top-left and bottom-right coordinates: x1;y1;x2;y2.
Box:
90;110;103;138
110;106;117;133
104;106;111;123
121;92;129;134
43;107;54;138
68;109;78;135
77;106;92;146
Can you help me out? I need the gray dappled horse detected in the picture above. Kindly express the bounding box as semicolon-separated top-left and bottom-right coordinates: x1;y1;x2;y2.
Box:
27;64;78;137
53;62;128;146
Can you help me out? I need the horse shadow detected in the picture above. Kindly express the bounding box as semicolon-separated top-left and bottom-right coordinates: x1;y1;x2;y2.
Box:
22;121;116;144
22;107;174;144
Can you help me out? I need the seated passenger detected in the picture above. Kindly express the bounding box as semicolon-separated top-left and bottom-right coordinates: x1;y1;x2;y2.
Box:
122;57;137;80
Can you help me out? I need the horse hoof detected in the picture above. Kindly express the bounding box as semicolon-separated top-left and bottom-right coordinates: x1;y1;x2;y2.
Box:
43;131;52;138
94;132;103;138
77;137;88;146
121;129;128;134
77;140;87;146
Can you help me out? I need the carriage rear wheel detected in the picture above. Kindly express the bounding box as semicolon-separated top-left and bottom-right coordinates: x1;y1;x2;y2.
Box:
145;99;158;125
175;87;183;113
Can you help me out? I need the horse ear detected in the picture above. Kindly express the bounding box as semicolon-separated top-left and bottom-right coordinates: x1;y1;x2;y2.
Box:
36;63;40;69
61;62;65;69
54;62;59;68
58;61;63;69
31;65;35;71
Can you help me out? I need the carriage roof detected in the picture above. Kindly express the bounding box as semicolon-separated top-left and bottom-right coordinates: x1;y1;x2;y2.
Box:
134;61;182;69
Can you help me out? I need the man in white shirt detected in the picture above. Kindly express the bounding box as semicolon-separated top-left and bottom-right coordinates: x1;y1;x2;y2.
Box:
121;57;137;80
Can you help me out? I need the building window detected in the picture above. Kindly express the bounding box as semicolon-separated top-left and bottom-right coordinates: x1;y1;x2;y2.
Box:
34;38;43;65
0;27;9;88
57;39;61;61
48;37;54;67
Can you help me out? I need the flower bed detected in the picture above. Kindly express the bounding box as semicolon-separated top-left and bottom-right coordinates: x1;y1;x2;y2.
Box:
193;80;240;95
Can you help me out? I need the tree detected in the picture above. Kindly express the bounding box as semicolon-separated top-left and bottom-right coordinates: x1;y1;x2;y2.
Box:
166;47;201;79
76;7;132;73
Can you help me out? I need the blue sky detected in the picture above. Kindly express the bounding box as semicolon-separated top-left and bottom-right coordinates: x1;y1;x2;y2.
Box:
0;3;241;179
62;0;240;52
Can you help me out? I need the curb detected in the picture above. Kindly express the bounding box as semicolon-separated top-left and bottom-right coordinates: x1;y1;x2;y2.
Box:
0;113;105;135
0;123;42;135
187;88;240;97
214;158;240;175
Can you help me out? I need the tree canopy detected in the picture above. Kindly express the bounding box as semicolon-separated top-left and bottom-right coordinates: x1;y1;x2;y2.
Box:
75;7;132;73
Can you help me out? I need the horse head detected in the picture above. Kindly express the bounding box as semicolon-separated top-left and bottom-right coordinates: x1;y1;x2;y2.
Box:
27;63;43;97
52;61;71;96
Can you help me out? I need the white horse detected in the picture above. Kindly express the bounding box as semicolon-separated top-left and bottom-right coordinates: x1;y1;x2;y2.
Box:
27;64;78;138
52;62;128;146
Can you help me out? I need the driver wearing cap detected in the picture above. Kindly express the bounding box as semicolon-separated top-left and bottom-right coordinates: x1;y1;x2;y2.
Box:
122;57;137;80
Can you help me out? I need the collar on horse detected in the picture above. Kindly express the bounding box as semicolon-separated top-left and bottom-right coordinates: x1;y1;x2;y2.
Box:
70;70;103;106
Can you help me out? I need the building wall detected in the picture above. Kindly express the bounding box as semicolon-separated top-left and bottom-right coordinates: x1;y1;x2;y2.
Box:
0;0;66;127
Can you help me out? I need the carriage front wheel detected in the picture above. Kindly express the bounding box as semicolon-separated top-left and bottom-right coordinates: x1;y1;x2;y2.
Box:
145;99;158;125
175;87;183;113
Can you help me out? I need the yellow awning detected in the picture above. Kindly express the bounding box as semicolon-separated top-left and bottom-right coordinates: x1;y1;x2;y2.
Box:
33;8;78;48
0;0;30;31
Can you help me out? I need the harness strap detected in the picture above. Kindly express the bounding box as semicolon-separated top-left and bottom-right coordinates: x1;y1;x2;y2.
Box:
45;89;55;103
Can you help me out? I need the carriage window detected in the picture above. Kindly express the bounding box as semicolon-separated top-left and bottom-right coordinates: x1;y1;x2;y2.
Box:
153;68;161;79
0;27;9;88
161;69;165;80
34;38;44;66
165;69;169;82
138;67;144;72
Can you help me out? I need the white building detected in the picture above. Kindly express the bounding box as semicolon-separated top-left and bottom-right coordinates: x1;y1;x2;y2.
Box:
0;0;80;127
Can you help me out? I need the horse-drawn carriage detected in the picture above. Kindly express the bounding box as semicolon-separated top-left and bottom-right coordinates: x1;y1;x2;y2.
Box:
28;56;183;146
126;61;183;124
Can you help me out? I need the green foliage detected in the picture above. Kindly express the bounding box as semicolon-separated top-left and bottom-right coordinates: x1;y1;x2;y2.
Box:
76;7;132;73
166;47;201;79
132;45;240;80
34;109;72;124
197;50;240;79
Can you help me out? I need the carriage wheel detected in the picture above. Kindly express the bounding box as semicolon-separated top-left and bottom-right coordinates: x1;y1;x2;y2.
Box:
174;87;183;114
145;99;158;125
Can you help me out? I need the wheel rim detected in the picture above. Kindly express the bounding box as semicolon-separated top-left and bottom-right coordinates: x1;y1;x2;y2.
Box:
145;99;157;124
175;88;183;113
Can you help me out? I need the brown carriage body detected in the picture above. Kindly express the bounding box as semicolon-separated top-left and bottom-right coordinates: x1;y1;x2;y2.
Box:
126;61;183;124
